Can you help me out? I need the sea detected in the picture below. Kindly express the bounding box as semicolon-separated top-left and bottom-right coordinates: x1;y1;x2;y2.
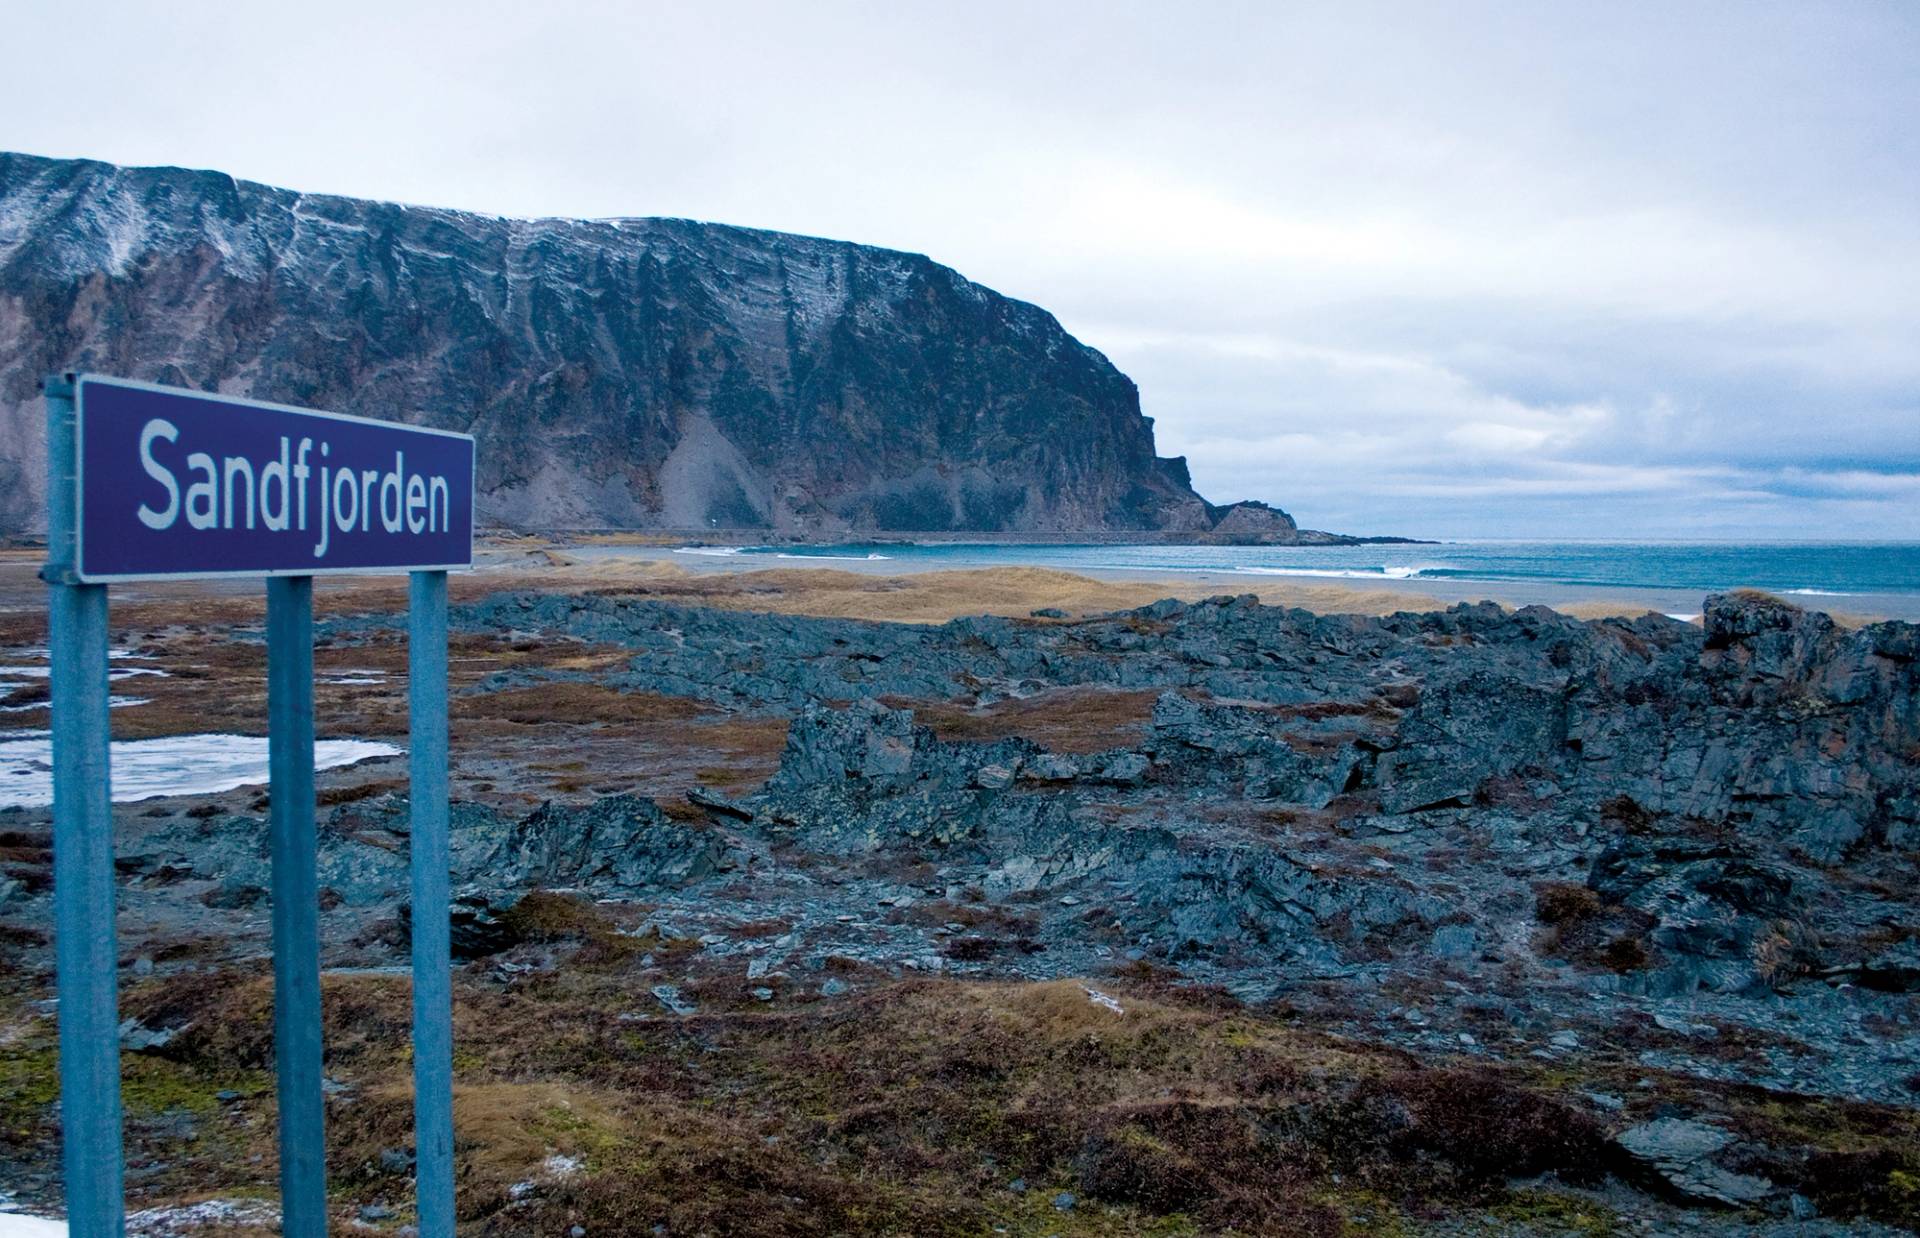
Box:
661;540;1920;621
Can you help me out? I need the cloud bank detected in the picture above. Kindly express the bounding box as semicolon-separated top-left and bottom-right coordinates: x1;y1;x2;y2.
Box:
6;1;1916;537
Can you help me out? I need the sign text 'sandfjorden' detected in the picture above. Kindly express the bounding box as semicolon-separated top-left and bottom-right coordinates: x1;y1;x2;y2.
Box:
74;376;473;581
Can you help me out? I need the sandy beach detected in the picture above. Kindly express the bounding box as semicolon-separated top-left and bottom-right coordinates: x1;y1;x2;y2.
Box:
533;539;1920;624
5;537;1908;628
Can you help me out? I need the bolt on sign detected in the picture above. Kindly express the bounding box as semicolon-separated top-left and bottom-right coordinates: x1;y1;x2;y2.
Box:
43;375;474;1238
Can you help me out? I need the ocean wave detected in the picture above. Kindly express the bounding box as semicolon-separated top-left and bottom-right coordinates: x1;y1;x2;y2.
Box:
774;552;893;562
673;546;744;557
1783;587;1852;597
1232;564;1449;581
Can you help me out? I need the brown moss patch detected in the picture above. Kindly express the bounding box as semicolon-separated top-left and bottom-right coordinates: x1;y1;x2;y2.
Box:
10;963;1920;1230
890;687;1162;754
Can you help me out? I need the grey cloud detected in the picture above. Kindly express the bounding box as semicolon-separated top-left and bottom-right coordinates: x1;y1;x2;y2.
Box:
2;0;1914;538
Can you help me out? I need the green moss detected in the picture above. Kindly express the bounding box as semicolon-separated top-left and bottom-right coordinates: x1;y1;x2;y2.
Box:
120;1054;269;1117
1;1040;266;1158
1890;1169;1919;1209
534;1102;629;1168
990;1185;1198;1236
0;1045;60;1131
1315;1188;1414;1238
1490;1188;1620;1236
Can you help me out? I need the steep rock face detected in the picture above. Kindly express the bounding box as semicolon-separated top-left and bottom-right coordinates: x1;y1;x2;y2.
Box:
0;152;1217;534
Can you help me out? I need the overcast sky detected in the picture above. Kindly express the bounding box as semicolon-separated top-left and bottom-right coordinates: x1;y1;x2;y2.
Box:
9;1;1918;538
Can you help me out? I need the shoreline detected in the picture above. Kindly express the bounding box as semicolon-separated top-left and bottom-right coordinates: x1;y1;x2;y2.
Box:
1;539;1912;626
558;542;1920;624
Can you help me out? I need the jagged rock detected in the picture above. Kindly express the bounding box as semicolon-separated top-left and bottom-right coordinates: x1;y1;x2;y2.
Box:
1147;691;1358;806
1084;752;1151;786
139;794;729;931
972;764;1015;791
1590;840;1807;995
686;785;755;821
1021;753;1080;783
458;795;732;893
1373;668;1567;813
119;1018;188;1052
62;583;1919;1120
399;888;524;959
651;984;697;1016
1852;944;1920;993
770;700;949;793
1615;1117;1775;1207
761;699;1036;852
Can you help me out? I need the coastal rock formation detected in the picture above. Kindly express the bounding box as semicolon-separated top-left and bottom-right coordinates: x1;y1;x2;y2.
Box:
0;152;1345;540
5;588;1918;1227
420;588;1920;1014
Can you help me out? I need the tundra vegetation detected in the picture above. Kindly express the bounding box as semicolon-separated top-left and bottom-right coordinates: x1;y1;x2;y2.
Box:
0;561;1917;1234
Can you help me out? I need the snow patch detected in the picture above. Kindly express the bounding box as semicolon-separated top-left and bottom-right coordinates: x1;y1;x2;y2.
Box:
0;666;168;681
319;671;387;685
0;696;147;714
0;733;402;808
127;1198;282;1235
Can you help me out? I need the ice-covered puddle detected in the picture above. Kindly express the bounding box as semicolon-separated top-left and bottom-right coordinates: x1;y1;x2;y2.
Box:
0;697;149;715
0;665;168;682
0;656;169;716
318;669;387;685
0;1198;285;1237
0;733;401;808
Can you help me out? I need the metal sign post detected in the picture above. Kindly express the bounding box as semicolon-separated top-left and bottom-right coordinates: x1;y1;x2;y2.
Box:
43;375;123;1238
267;574;326;1236
408;570;454;1224
43;374;475;1237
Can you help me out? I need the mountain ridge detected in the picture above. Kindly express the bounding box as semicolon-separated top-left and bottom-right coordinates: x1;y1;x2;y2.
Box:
0;152;1379;542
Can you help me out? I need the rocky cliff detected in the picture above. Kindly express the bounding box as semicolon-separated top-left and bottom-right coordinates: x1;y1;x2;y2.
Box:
0;152;1314;538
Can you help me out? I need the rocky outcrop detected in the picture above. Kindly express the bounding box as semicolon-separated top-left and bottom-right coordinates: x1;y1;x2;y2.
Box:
431;588;1920;1016
0;151;1340;538
135;792;734;914
27;587;1914;1123
1615;1118;1776;1207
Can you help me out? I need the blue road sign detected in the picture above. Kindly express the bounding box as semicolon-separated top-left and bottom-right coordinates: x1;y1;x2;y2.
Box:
73;375;474;582
47;373;468;1237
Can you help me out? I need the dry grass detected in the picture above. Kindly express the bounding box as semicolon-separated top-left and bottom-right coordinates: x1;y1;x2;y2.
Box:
567;563;1457;624
461;682;711;729
0;537;1894;652
892;687;1163;754
0;614;791;804
7;958;1917;1232
1533;881;1655;974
